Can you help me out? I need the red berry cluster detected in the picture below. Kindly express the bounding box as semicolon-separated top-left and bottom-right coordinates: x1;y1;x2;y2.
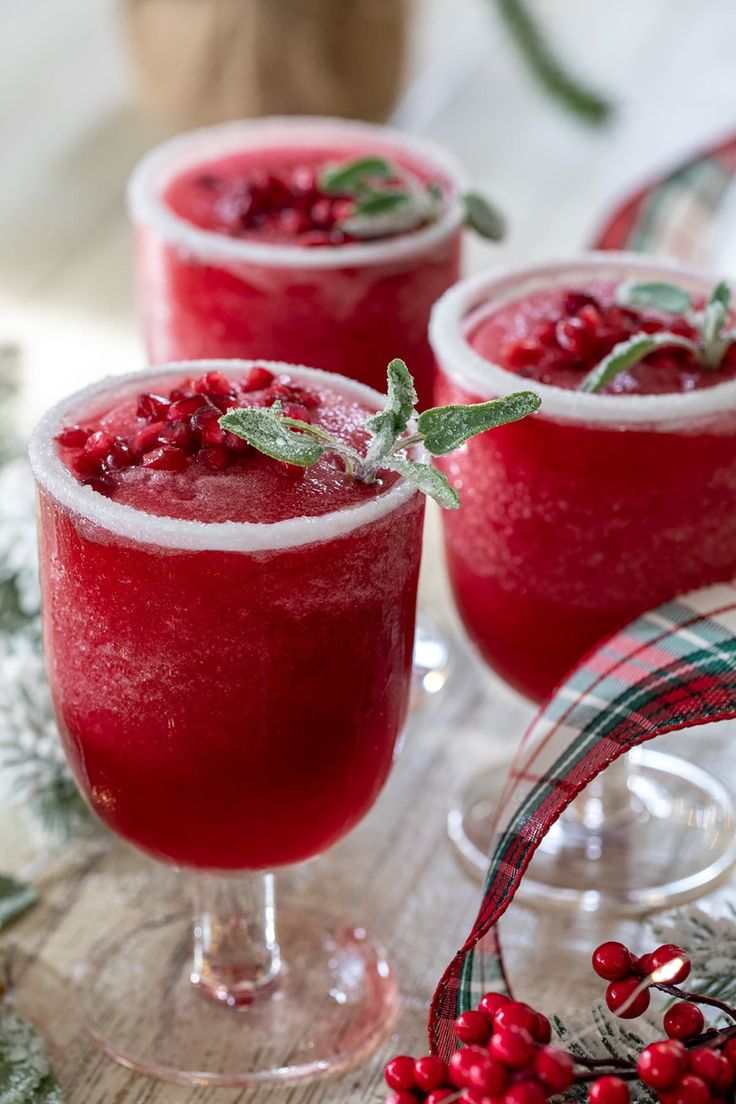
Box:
56;367;321;494
593;941;692;1020
500;289;703;387
592;940;736;1104
384;994;574;1104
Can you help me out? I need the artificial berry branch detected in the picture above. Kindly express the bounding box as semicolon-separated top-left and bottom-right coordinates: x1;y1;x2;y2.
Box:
383;940;736;1104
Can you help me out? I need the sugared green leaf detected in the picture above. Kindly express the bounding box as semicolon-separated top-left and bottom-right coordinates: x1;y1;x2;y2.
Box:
365;359;418;462
320;157;393;194
385;457;459;510
702;280;731;366
219;407;324;467
463;193;506;241
617;280;693;316
579;332;696;394
417;392;541;455
354;192;410;218
0;875;36;930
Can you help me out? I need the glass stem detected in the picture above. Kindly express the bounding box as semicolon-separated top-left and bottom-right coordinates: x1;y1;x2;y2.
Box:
561;754;638;833
190;871;281;1005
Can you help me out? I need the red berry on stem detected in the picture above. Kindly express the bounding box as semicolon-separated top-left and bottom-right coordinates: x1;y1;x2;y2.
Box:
533;1014;551;1045
688;1049;733;1091
589;1076;630;1104
489;1025;534;1069
664;1002;705;1041
649;945;691;985
449;1046;490;1088
504;1080;547;1104
426;1092;454;1104
723;1037;736;1070
635;954;653;977
637;1041;686;1090
606;977;651;1019
592;942;633;982
533;1047;574;1092
455;1010;492;1046
671;1073;711;1104
414;1055;447;1092
384;1056;416;1091
386;1093;417;1104
493;1002;539;1037
468;1055;508;1096
479;992;510;1017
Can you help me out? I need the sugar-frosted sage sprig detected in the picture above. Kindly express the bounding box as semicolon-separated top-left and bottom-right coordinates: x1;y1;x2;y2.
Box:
219;359;540;509
579;279;735;393
319;157;505;242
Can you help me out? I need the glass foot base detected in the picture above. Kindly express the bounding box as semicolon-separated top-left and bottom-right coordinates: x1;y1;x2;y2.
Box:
81;906;397;1086
448;749;736;913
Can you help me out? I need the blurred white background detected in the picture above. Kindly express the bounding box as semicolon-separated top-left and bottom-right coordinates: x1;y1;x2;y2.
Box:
3;0;736;421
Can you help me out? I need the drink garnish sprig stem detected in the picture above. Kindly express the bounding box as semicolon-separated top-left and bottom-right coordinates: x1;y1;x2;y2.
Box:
219;358;540;509
579;279;735;393
318;156;506;242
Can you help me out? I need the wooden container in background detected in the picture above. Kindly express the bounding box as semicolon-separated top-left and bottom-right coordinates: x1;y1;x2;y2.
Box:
124;0;414;126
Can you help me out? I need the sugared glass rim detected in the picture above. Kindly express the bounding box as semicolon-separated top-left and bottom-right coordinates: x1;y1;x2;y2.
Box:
28;360;421;553
429;251;736;426
127;116;466;270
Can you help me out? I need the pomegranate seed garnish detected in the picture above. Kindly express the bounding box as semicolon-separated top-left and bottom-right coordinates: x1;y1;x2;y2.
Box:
56;424;90;448
167;395;207;422
198;371;232;396
277;461;305;480
137;392;170;420
242;367;275;392
282;402;313;424
161;423;198;453
199;445;232;470
106;437;134;470
83;430;115;460
223;431;251;455
130;421;167;457
141;445;188;471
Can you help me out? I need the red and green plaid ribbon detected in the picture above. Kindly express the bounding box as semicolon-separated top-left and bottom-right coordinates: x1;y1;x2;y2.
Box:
429;583;736;1057
592;132;736;259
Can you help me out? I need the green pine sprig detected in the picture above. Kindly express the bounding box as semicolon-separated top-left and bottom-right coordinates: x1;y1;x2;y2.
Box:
493;0;612;126
319;157;506;242
579;279;735;393
220;358;540;509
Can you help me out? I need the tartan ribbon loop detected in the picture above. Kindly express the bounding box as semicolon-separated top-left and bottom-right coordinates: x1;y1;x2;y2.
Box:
429;582;736;1058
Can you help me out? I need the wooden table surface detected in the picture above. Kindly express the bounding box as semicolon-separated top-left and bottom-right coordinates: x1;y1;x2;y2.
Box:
4;1;736;1101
